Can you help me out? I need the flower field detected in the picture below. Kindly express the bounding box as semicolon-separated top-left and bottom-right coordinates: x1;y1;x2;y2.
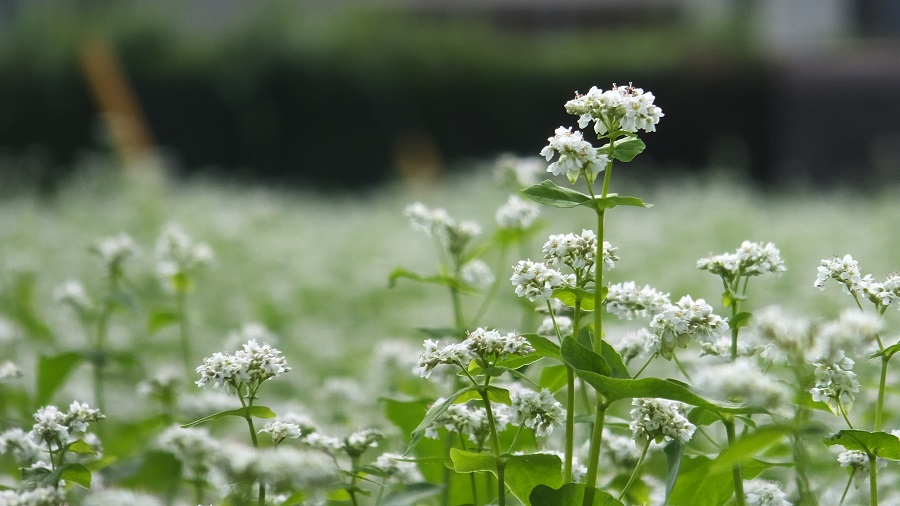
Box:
2;86;900;505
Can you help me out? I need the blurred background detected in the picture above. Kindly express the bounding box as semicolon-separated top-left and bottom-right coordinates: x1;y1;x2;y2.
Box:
1;0;900;192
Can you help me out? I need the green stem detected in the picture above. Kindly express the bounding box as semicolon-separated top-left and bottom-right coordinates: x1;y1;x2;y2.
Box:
869;453;879;506
617;440;651;501
839;471;853;505
672;353;693;382
176;287;192;379
724;417;745;506
480;387;505;506
839;401;854;430
440;435;453;506
582;401;607;506
349;456;361;506
791;407;815;505
547;300;576;483
461;433;479;505
875;354;889;432
93;270;118;417
633;354;656;378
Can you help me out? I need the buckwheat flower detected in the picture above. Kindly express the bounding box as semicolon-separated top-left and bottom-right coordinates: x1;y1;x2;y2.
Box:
460;259;495;289
260;420;303;446
615;329;651;363
542;230;615;275
815;254;863;295
195;339;290;390
698;334;756;358
647;296;729;359
509;388;565;438
423;400;470;440
692;358;790;408
82;489;165;506
494;154;546;187
838;449;886;488
540;126;609;184
629;398;695;447
811;351;860;415
496;195;540;230
564;84;663;135
404;203;480;256
871;273;900;309
0;428;42;463
155;223;214;280
29;405;72;447
66;401;104;433
537;315;573;338
511;259;575;302
373;452;424;483
697;241;785;284
0;360;21;382
92;233;137;270
601;429;646;470
301;432;343;453
744;480;791;506
605;282;671;320
746;305;812;364
467;403;510;446
813;308;884;359
54;279;93;313
343;428;384;458
156;425;221;473
0;485;65;506
462;327;534;363
254;446;337;491
416;340;473;379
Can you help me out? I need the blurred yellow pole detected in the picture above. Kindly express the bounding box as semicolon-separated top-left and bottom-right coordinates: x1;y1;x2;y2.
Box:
78;36;156;172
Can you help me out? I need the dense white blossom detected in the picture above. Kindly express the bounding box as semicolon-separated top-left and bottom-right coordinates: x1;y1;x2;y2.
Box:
155;223;213;280
92;233;137;271
460;259;495;289
404;202;480;256
259;420;303;446
537;315;573;339
811;351;860;415
629;398;695;447
155;424;221;474
423;400;509;445
605;282;670;320
615;329;652;363
540;127;609;184
542;230;617;276
814;254;863;294
509;388;565;438
0;428;42;463
373;452;424;483
564;84;664;135
416;329;533;378
0;485;65;506
812;308;884;360
496;195;540;230
697;241;786;283
647;296;729;359
29;401;104;448
510;260;575;302
692;358;790;408
195;339;290;390
343;428;384;458
746;306;812;363
744;480;791;506
838;449;886;488
600;429;646;470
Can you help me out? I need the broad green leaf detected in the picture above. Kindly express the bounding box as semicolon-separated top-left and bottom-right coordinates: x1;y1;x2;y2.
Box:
560;337;611;377
454;386;511;405
599;339;630;379
708;425;795;474
587;195;653;212
823;430;900;460
59;463;92;489
65;439;97;456
600;137;646;162
450;450;564;506
37;352;86;405
522;333;562;361
664;441;686;503
666;456;733;506
687;407;724;427
119;450;181;491
381;482;444;506
382;398;432;442
147;309;179;334
104;414;171;457
388;268;472;291
552;287;599;311
871;341;900;361
469;353;543;376
530;483;624;506
539;364;569;392
730;312;753;330
180;405;276;428
522;180;592;208
406;386;479;455
7;272;55;345
450;448;495;473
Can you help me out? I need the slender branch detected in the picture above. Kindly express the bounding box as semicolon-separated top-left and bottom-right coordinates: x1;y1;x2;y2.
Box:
724;417;745;506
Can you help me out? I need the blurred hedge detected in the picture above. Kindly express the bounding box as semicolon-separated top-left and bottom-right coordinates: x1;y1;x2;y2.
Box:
0;1;770;190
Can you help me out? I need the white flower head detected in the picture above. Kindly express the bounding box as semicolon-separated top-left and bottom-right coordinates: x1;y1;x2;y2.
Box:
629;398;695;447
605;282;671;320
814;254;863;295
460;259;495;289
494;154;546;187
537;315;573;338
343;428;384;458
374;452;424;483
692;358;790;409
510;259;575;302
744;480;791;506
540;127;609;184
195;338;290;390
698;241;786;283
615;329;652;363
0;360;21;382
810;350;860;416
647;295;729;360
509;388;565;438
404;202;480;256
92;233;137;271
155;223;213;281
564;84;664;135
745;305;812;363
0;428;42;463
496;195;540;230
260;420;303;446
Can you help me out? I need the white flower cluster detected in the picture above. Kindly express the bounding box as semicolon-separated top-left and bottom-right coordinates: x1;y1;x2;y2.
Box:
614;329;652;363
460;259;495;289
813;308;883;359
405;202;481;256
564;84;664;135
213;441;336;493
747;306;812;363
629;398;695;447
600;429;646;470
810;351;860;415
540;127;609;184
82;489;165;506
605;282;671;321
0;485;65;506
815;254;900;311
0;428;41;463
647;296;729;359
509;388;565;438
155;424;220;474
92;233;137;271
373;452;424;483
698;334;755;359
692;358;790;408
537;315;573;339
343;428;384;458
496;195;540;230
259;420;303;446
155;223;213;280
424;400;510;446
54;279;93;313
510;260;575;302
494;154;546;188
29;401;104;448
543;230;618;276
416;329;534;378
744;480;791;506
837;449;887;488
0;360;21;382
697;241;786;283
195;339;290;390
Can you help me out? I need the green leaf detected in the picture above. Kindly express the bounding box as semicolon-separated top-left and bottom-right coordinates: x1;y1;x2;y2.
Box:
381;483;444;506
552;287;599;311
598;339;631;379
382;398;432;442
65;439;97;456
666;456;734;506
664;441;686;503
601;137;646;162
687;407;724;427
522;180;593;208
588;195;653;212
871;341;900;361
180;405;276;428
454;386;511;405
708;425;795;474
406;386;479;455
450;448;496;473
147;309;179;334
469;353;543;377
450;450;564;506
730;312;753;330
560;337;611;377
388;268;472;291
523;334;562;361
823;430;900;460
530;483;624;506
7;272;55;345
59;463;92;489
37;352;86;405
539;364;569;392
